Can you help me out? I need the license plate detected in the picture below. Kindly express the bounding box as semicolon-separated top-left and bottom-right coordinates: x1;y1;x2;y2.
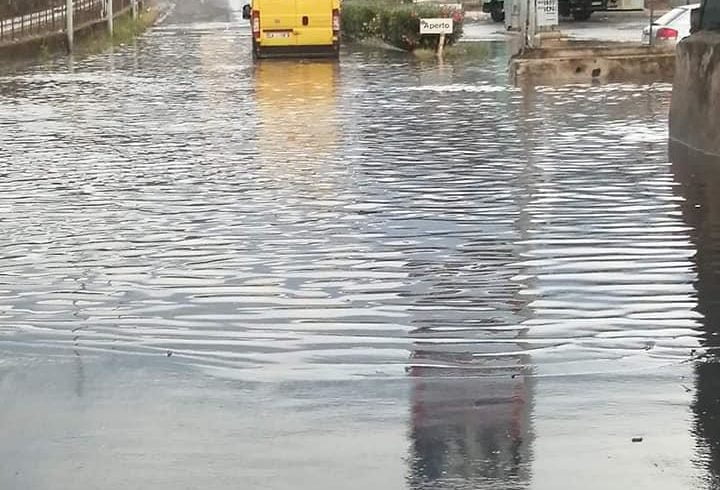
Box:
265;31;291;39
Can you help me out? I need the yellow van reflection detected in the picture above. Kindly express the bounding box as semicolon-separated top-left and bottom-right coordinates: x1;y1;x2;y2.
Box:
254;60;339;164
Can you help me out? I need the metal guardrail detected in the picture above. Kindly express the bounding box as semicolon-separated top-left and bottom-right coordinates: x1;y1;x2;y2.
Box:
75;0;104;25
0;0;131;44
0;0;65;42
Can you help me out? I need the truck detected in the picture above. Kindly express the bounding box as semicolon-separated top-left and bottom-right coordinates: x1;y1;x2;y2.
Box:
483;0;644;23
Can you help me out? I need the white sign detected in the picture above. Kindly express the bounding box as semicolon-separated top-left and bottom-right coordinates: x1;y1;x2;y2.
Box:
536;0;559;27
420;18;454;34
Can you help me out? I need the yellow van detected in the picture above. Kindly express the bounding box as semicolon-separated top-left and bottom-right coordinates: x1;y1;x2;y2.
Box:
242;0;341;59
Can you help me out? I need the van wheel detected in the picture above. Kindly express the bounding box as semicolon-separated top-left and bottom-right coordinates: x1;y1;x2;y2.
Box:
490;5;505;22
572;9;592;20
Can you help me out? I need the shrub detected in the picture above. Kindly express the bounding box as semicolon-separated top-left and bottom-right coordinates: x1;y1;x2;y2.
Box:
341;1;464;51
340;2;381;41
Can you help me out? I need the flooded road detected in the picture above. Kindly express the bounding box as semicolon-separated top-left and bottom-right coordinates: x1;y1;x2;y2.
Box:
1;1;719;489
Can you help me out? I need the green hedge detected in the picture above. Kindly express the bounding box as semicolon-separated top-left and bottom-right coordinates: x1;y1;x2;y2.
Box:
341;2;381;42
341;1;464;51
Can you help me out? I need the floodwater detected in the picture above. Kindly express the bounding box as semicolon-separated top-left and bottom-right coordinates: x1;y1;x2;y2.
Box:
1;1;719;489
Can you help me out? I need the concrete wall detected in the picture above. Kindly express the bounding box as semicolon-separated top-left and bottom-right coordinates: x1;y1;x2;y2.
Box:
670;31;720;156
510;42;676;84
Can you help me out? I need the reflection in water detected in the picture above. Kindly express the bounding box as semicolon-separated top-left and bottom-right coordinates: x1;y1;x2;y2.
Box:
670;143;720;487
255;61;339;158
407;267;533;488
408;358;532;489
253;60;341;200
401;89;534;485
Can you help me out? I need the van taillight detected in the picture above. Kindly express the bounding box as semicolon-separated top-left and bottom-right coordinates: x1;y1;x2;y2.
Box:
252;10;260;38
332;8;340;33
656;27;678;40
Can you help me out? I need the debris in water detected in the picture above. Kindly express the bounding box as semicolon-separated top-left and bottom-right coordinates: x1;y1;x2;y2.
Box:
632;437;643;443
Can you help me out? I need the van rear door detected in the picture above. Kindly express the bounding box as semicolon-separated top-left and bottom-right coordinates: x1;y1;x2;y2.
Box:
294;0;334;45
259;0;297;46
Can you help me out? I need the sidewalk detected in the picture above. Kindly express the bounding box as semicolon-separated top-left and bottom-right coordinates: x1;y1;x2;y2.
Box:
462;10;655;43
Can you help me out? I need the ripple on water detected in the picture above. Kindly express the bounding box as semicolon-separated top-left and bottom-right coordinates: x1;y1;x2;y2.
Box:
0;28;701;382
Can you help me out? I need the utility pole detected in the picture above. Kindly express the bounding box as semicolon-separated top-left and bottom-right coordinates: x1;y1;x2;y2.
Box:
107;0;113;36
528;0;537;49
519;0;528;52
66;0;73;52
648;0;654;46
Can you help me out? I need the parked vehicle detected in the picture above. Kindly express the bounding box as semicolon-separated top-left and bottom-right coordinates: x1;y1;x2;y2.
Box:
641;3;700;45
482;0;506;22
483;0;643;24
242;0;341;59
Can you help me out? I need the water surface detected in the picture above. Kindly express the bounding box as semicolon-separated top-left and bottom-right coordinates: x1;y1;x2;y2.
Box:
0;3;718;489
